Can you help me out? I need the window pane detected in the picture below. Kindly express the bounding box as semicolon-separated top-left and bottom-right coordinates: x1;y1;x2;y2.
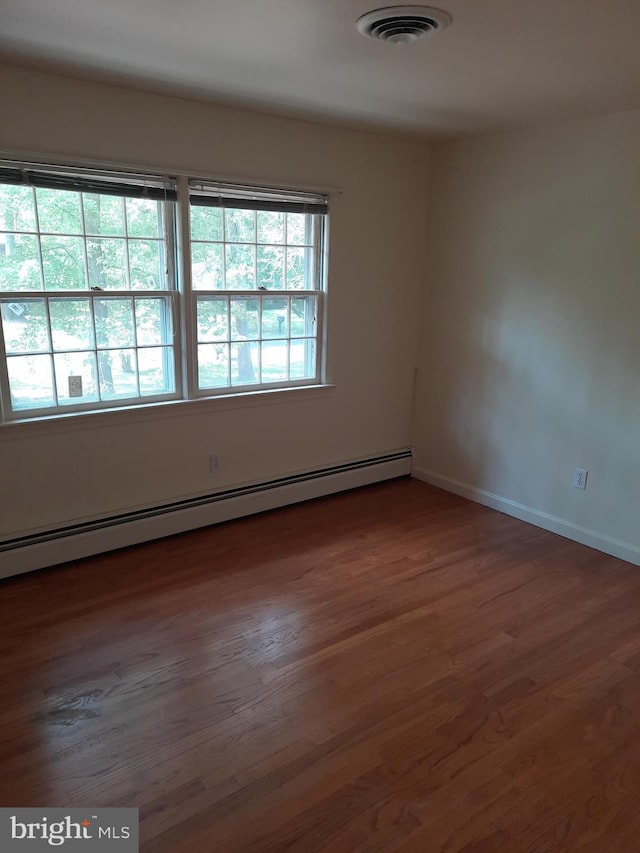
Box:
7;354;55;409
36;188;82;234
137;347;173;395
128;239;164;289
198;343;229;389
41;236;87;290
126;198;161;238
191;207;222;241
98;348;138;399
50;298;93;351
257;246;284;290
230;297;258;341
291;295;317;336
0;185;36;232
191;242;224;290
135;297;172;346
95;298;135;348
261;297;288;339
286;247;309;290
257;211;284;244
231;341;258;386
54;351;99;405
1;298;49;353
87;238;127;289
0;235;42;291
261;340;287;383
197;296;229;342
225;208;254;243
286;213;308;245
290;338;316;380
83;194;125;236
225;245;255;289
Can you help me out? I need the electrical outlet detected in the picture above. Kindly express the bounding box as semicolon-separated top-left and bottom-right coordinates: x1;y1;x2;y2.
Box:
210;454;221;473
68;375;83;398
573;467;588;490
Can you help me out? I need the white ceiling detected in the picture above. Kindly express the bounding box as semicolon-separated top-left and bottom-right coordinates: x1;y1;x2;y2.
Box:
1;0;640;136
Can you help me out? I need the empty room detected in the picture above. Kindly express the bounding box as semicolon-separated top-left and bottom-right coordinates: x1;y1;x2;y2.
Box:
1;1;639;850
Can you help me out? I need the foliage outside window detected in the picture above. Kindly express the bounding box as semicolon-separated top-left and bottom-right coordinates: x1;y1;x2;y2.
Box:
0;163;328;421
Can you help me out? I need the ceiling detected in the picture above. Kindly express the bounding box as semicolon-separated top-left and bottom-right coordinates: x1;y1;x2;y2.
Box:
1;0;640;137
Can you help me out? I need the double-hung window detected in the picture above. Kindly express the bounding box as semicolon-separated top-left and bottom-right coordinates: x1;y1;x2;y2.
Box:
0;161;328;422
0;164;178;417
189;181;325;394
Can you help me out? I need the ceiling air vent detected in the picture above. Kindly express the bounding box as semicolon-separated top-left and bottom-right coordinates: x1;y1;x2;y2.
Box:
356;5;452;45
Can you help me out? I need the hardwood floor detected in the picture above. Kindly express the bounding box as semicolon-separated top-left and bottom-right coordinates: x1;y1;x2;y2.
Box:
2;478;640;851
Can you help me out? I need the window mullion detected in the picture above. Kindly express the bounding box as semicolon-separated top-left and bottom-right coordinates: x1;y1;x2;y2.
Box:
252;210;258;293
222;206;227;290
311;214;319;291
162;198;181;400
157;201;166;289
286;295;292;381
257;292;263;384
0;305;13;419
88;293;101;400
225;294;231;387
176;175;197;400
41;296;59;405
32;186;47;291
79;192;91;289
317;291;324;383
130;298;141;399
253;210;261;385
123;197;132;290
88;293;99;352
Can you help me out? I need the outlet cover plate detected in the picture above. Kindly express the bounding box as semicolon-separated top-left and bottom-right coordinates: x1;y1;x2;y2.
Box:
573;467;588;490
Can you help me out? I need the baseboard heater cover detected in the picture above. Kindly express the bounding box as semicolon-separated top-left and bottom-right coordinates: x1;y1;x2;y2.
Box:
0;450;412;579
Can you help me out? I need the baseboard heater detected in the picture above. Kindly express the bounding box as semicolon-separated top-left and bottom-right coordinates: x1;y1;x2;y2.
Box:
0;449;412;579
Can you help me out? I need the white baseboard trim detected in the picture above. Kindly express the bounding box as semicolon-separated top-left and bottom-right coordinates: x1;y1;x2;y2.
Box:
412;466;640;568
1;451;412;579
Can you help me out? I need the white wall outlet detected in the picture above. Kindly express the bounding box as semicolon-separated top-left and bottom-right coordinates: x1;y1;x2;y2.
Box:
573;467;588;490
210;454;221;473
68;375;83;397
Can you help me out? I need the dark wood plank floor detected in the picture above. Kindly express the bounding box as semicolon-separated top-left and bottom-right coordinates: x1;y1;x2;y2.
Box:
2;479;640;852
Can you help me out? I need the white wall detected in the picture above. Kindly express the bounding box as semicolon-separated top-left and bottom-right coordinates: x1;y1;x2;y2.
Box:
0;64;430;540
412;109;640;563
4;64;638;569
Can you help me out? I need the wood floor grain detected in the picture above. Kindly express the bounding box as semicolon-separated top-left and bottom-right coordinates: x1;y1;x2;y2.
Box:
1;479;640;852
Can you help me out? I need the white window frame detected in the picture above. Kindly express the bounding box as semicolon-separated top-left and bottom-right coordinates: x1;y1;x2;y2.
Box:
0;161;329;423
185;177;326;397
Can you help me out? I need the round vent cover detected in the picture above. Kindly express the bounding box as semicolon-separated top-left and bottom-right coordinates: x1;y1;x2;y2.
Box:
356;5;452;44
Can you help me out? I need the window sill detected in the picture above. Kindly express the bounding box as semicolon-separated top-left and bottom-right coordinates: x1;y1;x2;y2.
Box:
0;383;336;439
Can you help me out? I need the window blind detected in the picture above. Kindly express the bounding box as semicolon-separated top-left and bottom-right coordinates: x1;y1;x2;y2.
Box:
0;162;177;202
